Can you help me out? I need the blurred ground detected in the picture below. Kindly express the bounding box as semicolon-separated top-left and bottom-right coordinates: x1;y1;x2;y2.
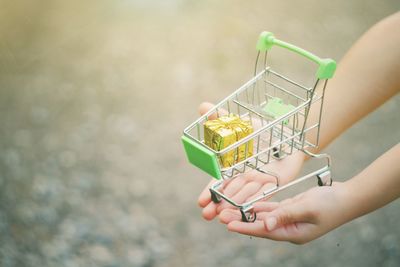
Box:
0;0;399;266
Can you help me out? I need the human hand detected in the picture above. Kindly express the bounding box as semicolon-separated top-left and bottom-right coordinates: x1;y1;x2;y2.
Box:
197;102;306;221
218;182;351;244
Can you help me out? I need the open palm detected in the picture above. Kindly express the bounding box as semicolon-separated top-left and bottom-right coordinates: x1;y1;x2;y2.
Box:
217;182;348;244
197;102;306;220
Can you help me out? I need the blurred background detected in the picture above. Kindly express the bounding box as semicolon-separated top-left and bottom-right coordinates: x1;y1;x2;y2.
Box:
0;0;399;266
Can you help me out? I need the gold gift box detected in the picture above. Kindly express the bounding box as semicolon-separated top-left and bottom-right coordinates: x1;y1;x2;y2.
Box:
204;114;253;168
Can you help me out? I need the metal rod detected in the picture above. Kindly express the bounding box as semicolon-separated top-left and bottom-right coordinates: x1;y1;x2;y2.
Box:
316;80;328;146
300;79;319;147
265;80;306;102
268;69;310;91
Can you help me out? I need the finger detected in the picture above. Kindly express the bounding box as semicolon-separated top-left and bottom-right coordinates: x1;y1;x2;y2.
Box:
244;183;277;203
219;209;242;224
219;170;265;198
198;179;217;208
199;177;247;220
238;169;280;203
202;201;219;221
219;209;275;224
198;102;218;120
216;181;262;213
221;176;247;198
227;220;267;238
263;202;314;231
198;102;229;119
253;201;280;213
212;170;270;211
198;102;215;116
227;217;311;242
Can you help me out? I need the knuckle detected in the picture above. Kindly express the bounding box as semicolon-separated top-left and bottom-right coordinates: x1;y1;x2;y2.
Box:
303;206;320;222
277;207;293;225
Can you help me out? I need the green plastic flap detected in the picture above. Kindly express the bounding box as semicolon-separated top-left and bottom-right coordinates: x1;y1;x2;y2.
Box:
264;97;295;124
257;31;336;79
182;135;222;179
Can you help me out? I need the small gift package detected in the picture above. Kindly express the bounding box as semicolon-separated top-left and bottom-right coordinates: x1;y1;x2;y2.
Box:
204;114;253;167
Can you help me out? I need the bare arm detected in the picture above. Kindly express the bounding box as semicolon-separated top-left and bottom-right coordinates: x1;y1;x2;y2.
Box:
313;11;400;151
343;144;400;222
219;144;400;244
203;12;400;243
198;12;400;226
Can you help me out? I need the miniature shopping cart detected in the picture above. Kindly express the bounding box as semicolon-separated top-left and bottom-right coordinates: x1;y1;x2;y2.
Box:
182;32;336;222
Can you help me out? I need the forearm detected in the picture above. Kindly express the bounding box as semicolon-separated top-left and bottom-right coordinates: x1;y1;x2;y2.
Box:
341;144;400;221
311;12;400;152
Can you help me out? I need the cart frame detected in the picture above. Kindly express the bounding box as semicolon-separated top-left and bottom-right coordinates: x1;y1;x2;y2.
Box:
182;32;336;222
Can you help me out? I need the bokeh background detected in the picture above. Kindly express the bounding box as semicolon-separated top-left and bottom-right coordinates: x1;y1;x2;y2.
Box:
1;1;399;266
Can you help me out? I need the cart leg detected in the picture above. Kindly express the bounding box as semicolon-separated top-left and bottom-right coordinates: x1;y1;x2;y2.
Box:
210;189;222;203
316;170;332;186
240;207;257;223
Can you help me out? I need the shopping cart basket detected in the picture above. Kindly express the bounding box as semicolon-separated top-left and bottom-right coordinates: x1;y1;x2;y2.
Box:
182;32;336;222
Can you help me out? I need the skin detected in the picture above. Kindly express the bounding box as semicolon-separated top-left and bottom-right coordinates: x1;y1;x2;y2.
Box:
198;101;306;221
197;12;400;243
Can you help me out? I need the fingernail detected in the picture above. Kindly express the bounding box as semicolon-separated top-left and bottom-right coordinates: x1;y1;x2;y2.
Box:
266;217;277;231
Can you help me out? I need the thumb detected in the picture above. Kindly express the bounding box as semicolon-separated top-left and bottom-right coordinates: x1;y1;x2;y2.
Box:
264;201;313;231
198;102;215;116
198;102;229;118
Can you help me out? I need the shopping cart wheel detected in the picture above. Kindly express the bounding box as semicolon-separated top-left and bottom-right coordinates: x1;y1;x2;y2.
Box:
316;170;332;186
240;208;257;223
272;147;281;159
210;189;222;203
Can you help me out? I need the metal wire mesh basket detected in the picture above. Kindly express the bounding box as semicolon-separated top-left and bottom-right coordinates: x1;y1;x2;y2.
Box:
182;31;336;222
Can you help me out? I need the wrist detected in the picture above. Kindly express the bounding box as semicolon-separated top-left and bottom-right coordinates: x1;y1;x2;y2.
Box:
338;178;365;223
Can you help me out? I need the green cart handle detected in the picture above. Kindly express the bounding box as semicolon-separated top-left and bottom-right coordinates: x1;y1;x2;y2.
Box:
256;31;336;79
